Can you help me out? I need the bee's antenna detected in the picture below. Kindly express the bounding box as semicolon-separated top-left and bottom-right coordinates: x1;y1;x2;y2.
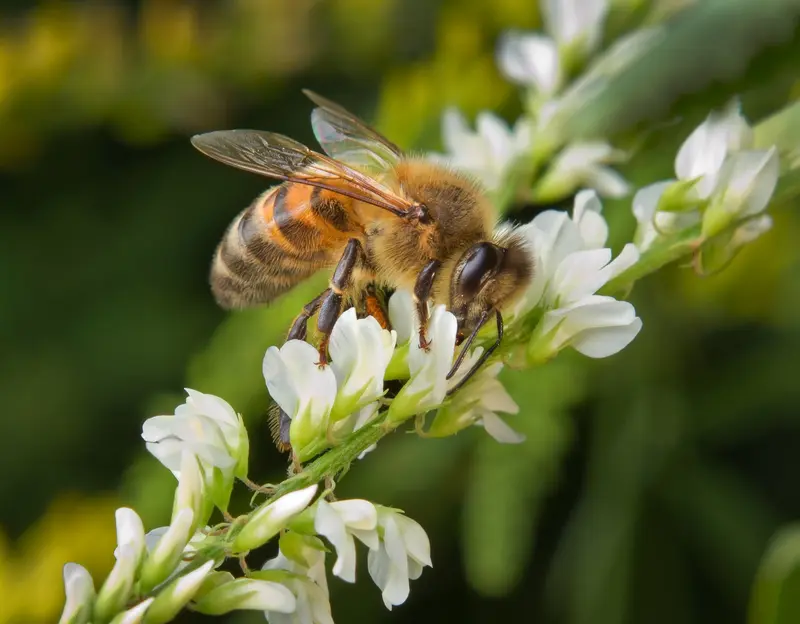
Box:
446;310;503;395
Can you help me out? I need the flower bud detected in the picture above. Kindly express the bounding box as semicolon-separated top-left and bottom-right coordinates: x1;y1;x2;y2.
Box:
95;509;146;622
232;485;318;552
193;578;296;615
172;451;210;535
142;560;215;624
59;563;95;624
139;508;195;593
108;598;153;624
701;148;779;239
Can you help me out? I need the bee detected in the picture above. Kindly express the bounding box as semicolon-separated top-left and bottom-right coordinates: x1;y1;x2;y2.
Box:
191;91;534;450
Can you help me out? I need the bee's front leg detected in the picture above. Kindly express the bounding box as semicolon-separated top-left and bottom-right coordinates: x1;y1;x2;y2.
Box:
413;259;441;351
316;239;364;366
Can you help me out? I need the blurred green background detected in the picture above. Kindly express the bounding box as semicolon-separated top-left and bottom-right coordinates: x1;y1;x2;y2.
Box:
2;1;800;622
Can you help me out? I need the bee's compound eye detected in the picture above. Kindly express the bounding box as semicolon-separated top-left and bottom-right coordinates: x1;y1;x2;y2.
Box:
456;243;503;298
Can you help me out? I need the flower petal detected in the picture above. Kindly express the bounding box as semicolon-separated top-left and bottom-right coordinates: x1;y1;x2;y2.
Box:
315;499;357;583
497;31;560;94
481;411;526;444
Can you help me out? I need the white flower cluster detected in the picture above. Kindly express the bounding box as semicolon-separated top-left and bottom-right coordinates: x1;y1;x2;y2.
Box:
60;436;434;623
633;102;779;256
263;293;525;460
430;0;629;202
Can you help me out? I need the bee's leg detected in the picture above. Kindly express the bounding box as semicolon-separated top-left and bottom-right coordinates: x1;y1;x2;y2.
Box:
287;289;329;341
316;238;364;366
413;259;441;351
365;283;391;330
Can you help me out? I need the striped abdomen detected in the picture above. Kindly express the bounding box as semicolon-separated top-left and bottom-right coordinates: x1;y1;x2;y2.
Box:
210;183;360;309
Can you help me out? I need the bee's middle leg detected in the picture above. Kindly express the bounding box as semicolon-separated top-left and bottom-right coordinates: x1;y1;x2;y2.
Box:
363;283;391;330
316;238;364;366
413;259;441;351
287;289;330;342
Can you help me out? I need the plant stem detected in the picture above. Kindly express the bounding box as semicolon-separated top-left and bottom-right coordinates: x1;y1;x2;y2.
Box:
263;417;396;503
600;224;702;296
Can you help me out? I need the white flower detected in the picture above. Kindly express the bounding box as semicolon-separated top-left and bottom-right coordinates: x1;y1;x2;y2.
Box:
498;31;561;96
534;141;630;200
95;509;147;622
263;341;337;454
675;101;753;199
512;190;642;361
262;546;333;624
194;578;297;616
633;102;779;250
388;304;458;422
329;308;396;419
144;559;216;623
497;0;607;95
142;389;249;512
233;485;318;552
314;499;379;582
59;563;95;624
429;108;531;191
138;508;195;592
702;147;780;238
429;353;523;443
368;509;432;610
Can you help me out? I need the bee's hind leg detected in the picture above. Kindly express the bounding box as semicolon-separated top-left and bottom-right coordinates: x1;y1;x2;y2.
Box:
316;239;364;366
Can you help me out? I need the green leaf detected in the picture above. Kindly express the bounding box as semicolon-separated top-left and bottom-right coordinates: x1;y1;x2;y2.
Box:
749;524;800;624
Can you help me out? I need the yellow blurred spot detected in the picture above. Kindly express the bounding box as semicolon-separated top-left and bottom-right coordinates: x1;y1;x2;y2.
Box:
0;494;119;624
140;0;199;63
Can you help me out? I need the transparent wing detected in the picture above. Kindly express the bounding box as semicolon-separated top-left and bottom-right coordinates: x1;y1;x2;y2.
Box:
191;129;415;216
303;89;403;172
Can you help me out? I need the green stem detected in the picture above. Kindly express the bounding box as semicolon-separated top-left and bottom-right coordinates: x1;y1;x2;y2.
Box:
264;417;396;502
600;224;702;296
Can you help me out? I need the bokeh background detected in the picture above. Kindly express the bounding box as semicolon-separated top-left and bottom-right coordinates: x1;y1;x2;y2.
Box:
2;0;800;622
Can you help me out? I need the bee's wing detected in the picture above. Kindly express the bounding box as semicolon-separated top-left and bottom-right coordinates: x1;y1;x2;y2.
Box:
191;130;415;217
303;89;403;172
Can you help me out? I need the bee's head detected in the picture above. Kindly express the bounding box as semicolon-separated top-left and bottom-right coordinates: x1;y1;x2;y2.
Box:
449;232;533;341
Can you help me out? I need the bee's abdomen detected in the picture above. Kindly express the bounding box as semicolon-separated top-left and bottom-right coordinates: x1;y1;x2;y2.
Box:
210;184;358;309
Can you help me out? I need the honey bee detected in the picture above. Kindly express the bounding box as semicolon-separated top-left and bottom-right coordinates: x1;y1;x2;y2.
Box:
192;91;534;450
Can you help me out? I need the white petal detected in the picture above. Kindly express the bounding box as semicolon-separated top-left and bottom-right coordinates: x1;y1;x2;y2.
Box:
350;527;381;550
572;316;643;358
732;215;773;247
572;189;608;248
584;166;631;198
544;0;608;48
479;381;519;415
111;598;154;624
184;389;239;432
115;508;145;562
477;112;514;164
199;579;297;614
395;515;432;568
329;500;378;531
551;248;612;303
388;290;414;345
602;243;639;282
60;563;95;624
328;308;360;389
480;411;527;443
441;107;474;156
720;148;780;217
497;31;560;94
378;517;411;607
315;500;357;583
632;181;670;223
